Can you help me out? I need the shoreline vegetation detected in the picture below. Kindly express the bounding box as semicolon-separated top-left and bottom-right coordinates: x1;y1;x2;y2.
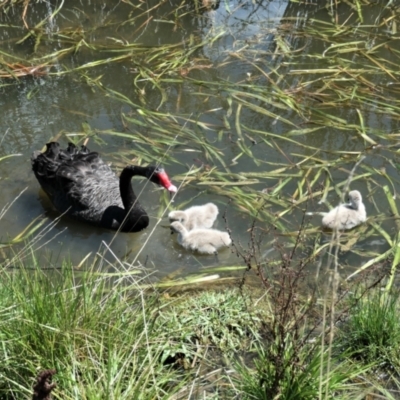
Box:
2;0;400;398
0;249;398;399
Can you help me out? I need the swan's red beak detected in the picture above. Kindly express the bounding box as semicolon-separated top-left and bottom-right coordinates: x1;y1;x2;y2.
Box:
157;170;177;193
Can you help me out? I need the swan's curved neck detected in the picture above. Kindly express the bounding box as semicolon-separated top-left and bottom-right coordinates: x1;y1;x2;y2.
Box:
119;166;149;231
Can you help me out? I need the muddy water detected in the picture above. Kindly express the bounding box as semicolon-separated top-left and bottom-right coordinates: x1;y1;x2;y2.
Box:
0;1;399;280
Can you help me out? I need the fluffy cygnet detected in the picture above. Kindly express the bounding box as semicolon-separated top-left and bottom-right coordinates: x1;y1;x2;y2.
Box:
170;221;231;254
168;202;219;231
308;190;367;230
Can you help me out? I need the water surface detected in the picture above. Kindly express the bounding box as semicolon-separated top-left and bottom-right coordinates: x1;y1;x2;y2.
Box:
1;0;399;281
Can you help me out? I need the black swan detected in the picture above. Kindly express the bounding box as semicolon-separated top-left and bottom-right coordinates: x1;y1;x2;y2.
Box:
307;190;367;230
32;142;177;232
168;202;218;230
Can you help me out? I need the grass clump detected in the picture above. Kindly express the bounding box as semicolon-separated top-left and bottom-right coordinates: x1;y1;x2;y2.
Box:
338;288;400;370
0;259;267;398
236;342;367;400
156;289;262;367
0;261;186;399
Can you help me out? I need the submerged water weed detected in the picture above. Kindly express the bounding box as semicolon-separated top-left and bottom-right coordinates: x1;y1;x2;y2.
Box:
156;289;262;366
338;289;400;370
2;1;400;274
0;155;49;250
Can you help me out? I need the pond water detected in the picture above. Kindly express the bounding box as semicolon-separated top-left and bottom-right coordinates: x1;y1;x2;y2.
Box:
1;0;400;282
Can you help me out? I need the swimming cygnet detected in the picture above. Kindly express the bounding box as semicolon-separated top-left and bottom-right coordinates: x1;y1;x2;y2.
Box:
168;202;219;231
308;190;367;230
170;221;231;254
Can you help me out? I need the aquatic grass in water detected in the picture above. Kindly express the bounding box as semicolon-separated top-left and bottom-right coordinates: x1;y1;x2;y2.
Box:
2;1;400;277
0;154;52;251
1;4;400;273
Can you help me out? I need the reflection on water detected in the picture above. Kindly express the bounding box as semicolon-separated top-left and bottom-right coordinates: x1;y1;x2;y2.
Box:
0;0;399;280
198;0;289;62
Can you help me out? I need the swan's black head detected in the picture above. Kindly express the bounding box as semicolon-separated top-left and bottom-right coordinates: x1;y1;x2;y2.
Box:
123;165;177;192
148;166;177;193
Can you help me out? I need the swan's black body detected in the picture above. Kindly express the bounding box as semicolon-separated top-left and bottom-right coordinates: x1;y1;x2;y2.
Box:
32;142;177;232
